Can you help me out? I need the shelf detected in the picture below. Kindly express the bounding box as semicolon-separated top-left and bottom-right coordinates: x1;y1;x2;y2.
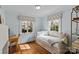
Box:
72;39;79;49
72;17;79;23
73;5;79;13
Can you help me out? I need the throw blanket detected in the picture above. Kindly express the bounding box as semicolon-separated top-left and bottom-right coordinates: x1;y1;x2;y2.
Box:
48;39;59;47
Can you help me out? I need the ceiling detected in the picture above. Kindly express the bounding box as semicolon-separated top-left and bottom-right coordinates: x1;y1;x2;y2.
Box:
2;5;73;17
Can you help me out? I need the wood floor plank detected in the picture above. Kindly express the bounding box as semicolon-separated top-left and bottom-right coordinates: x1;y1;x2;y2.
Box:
11;41;50;54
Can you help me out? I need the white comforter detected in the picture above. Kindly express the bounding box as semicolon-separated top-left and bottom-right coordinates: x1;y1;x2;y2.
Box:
37;36;61;46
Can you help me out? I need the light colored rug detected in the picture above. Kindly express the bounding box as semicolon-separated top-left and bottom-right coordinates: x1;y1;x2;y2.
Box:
19;44;31;50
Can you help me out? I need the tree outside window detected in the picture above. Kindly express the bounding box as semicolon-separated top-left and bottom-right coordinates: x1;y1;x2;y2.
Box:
21;21;33;33
50;19;59;32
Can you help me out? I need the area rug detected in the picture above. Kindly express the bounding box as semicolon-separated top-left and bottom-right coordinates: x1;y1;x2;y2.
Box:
19;44;31;50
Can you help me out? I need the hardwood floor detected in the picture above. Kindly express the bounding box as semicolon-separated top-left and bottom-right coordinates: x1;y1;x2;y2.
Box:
9;41;50;54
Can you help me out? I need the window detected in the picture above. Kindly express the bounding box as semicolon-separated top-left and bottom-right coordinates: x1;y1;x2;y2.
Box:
21;21;33;33
49;19;59;32
18;16;34;34
48;13;62;32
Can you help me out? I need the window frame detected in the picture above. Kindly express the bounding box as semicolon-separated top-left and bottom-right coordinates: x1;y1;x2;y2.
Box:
48;14;62;33
20;20;33;34
49;19;59;32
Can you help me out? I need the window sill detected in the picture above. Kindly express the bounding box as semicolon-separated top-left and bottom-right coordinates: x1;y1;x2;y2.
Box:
20;32;33;35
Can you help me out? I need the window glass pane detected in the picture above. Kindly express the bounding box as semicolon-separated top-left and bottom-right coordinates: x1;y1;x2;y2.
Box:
28;21;33;32
21;21;27;33
21;20;33;33
49;18;59;32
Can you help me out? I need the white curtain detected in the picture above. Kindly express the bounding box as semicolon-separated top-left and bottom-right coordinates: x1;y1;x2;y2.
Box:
18;15;34;21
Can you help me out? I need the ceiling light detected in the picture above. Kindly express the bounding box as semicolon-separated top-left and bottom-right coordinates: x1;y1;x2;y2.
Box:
35;5;40;10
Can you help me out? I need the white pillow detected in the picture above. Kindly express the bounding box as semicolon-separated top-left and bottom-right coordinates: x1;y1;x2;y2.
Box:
37;31;48;36
59;32;66;39
48;31;59;37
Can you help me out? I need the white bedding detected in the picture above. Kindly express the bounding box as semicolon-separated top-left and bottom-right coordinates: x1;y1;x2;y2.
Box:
37;36;60;43
36;31;67;53
37;35;61;48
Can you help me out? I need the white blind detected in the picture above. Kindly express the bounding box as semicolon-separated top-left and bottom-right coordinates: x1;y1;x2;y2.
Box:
18;15;34;21
48;13;63;20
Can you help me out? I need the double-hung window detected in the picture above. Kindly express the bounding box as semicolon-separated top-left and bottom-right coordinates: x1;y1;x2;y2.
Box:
49;19;59;32
48;13;62;32
18;16;34;34
21;21;33;33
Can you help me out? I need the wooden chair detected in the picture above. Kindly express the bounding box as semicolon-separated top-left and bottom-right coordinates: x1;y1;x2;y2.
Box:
9;35;19;53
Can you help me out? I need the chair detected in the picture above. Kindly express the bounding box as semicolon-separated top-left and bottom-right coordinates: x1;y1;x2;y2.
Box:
9;35;19;53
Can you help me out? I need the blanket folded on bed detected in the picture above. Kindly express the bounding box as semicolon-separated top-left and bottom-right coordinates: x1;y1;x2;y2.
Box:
48;39;59;47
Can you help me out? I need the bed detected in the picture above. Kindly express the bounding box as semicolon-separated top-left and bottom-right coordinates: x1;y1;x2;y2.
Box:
36;31;68;54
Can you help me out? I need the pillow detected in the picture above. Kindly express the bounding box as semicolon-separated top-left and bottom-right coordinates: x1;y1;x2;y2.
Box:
62;36;68;45
37;31;48;36
41;31;48;36
59;32;66;39
48;31;59;37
